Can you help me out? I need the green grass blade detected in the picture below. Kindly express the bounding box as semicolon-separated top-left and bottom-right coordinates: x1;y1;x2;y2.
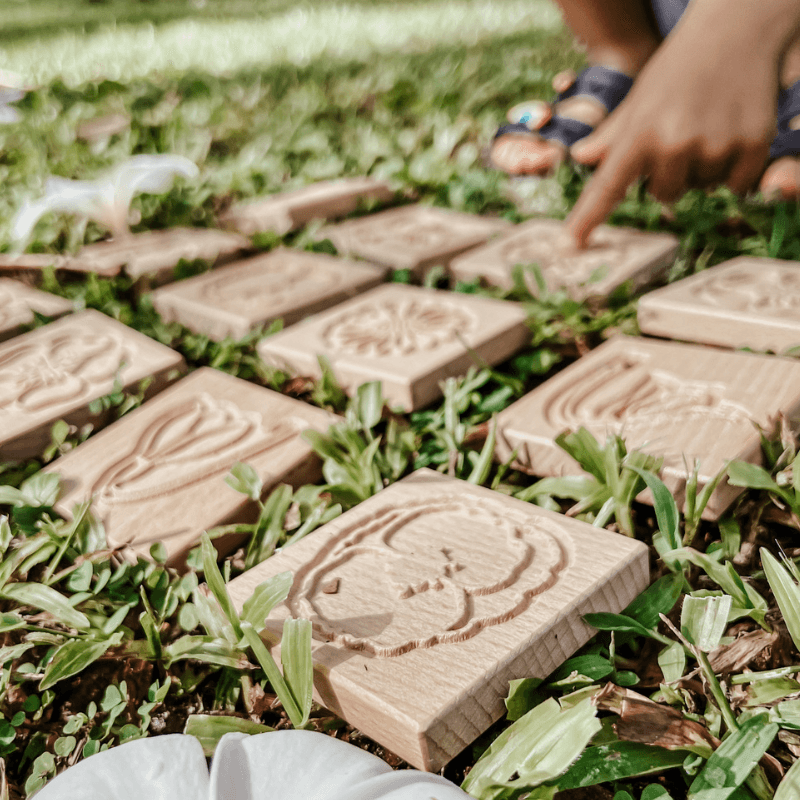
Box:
1;582;89;631
629;466;680;551
681;594;732;652
280;618;313;728
775;756;800;800
39;636;120;691
240;571;293;631
761;548;800;652
184;714;273;757
200;533;243;640
467;415;497;485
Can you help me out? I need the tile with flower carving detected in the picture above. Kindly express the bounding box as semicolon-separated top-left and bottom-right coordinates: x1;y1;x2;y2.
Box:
149;248;386;341
77;228;250;285
449;218;678;301
45;368;338;567
496;336;800;519
219;177;395;236
0;310;184;461
638;256;800;353
257;284;529;410
317;205;512;278
227;469;649;771
0;278;73;341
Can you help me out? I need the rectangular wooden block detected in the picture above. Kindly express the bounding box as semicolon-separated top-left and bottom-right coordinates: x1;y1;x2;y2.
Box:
0;310;185;461
256;284;530;411
77;228;250;283
318;205;512;278
450;219;679;301
496;336;800;519
45;368;338;567
638;257;800;353
149;248;387;341
0;278;73;341
227;469;649;771
219;178;395;236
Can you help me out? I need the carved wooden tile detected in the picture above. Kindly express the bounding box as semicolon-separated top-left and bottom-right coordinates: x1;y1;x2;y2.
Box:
449;219;679;301
77;228;250;284
318;205;512;278
638;257;800;352
0;279;73;341
496;336;800;519
227;469;649;771
256;284;530;410
149;248;387;341
0;310;185;461
46;368;337;567
219;178;395;236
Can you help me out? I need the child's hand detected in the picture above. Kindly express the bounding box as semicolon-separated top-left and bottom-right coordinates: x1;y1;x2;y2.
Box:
564;4;780;247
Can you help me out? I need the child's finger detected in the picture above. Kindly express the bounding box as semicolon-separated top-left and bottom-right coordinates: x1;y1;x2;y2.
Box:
571;112;622;166
565;141;646;247
724;145;770;196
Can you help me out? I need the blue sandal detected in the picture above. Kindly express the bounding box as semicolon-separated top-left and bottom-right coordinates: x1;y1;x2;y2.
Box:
493;65;634;154
770;79;800;161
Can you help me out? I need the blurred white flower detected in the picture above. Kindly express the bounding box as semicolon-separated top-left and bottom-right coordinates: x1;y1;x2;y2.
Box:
11;154;199;250
33;730;472;800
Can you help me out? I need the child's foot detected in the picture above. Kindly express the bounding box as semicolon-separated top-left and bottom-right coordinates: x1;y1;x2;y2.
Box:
490;64;637;176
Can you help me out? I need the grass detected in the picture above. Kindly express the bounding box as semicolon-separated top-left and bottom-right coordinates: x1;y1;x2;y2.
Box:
4;1;800;798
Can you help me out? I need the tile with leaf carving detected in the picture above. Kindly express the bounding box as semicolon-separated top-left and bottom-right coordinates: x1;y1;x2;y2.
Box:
638;257;800;352
317;205;512;278
0;310;185;461
0;278;73;341
256;284;529;410
219;177;395;236
449;219;678;301
46;368;338;567
77;228;250;285
496;336;800;518
226;469;649;771
149;248;387;341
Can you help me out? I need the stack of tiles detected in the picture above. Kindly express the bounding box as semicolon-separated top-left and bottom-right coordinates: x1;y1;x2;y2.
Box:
149;249;387;341
0;310;185;461
495;336;800;518
317;205;512;279
638;256;800;353
0;278;72;341
256;283;530;411
44;368;338;567
227;469;649;772
450;219;679;300
219;178;395;236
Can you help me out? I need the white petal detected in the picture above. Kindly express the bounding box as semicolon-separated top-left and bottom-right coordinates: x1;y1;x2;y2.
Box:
330;770;474;800
33;735;209;800
110;154;199;211
208;733;251;800
217;730;392;800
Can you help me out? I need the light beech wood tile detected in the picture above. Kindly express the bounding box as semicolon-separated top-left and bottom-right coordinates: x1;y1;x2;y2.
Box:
0;310;184;461
227;469;649;771
318;205;512;278
77;228;250;283
450;219;678;301
496;336;800;519
150;248;386;341
219;178;395;236
46;368;338;567
0;278;73;341
256;284;529;410
638;257;800;352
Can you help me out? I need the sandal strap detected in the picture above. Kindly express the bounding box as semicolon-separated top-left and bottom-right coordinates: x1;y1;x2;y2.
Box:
770;79;800;160
556;65;634;114
770;129;800;161
536;117;594;149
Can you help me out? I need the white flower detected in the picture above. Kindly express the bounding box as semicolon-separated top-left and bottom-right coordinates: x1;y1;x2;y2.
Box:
33;730;474;800
10;154;199;249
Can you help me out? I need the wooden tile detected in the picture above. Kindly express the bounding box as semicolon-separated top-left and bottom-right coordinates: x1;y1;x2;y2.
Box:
0;310;185;461
45;368;337;567
76;112;131;142
0;279;72;341
219;178;395;236
149;248;387;341
638;257;800;353
227;469;649;771
318;205;512;278
496;336;800;519
257;284;530;411
77;228;250;283
450;219;678;301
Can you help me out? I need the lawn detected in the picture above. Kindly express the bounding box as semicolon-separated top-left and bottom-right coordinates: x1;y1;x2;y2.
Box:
3;1;800;798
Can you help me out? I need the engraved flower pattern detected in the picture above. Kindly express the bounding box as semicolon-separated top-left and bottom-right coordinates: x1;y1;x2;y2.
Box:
288;495;568;656
0;333;128;414
698;265;800;318
320;299;476;358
